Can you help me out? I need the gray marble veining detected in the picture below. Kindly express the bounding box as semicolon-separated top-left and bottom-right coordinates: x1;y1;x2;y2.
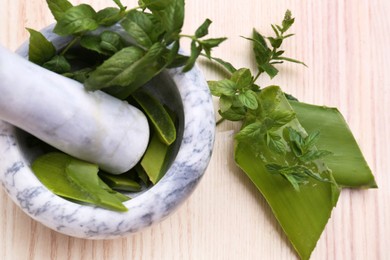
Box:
0;25;215;239
0;45;149;174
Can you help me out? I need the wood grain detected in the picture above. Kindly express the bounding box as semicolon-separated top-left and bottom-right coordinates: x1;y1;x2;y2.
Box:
1;0;389;259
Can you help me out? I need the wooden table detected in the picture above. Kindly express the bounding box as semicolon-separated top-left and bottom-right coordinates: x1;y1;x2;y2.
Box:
1;0;389;259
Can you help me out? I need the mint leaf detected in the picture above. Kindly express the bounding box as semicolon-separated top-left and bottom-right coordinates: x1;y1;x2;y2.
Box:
42;55;71;73
143;0;184;42
200;37;227;58
207;56;237;73
100;31;123;53
235;122;263;140
269;110;296;127
303;130;320;150
85;43;165;93
85;46;145;90
53;4;99;36
182;40;202;72
208;79;236;97
281;10;295;33
27;28;56;65
260;62;278;78
121;10;154;48
219;95;233;113
219;106;246;121
46;0;73;21
195;19;212;38
80;34;110;55
273;56;307;66
266;131;286;154
238;90;258;110
96;7;123;26
230;68;253;89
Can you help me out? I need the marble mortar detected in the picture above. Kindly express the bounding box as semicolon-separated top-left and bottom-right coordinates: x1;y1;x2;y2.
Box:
0;24;215;239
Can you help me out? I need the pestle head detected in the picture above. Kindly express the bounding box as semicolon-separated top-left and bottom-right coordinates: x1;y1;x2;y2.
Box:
0;45;150;174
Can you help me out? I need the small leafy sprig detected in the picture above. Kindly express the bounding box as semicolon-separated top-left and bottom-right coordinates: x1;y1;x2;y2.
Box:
28;0;226;99
208;10;332;190
265;127;334;191
244;10;307;79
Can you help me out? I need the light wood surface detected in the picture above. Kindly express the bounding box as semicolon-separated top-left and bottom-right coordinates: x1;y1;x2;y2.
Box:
1;0;389;259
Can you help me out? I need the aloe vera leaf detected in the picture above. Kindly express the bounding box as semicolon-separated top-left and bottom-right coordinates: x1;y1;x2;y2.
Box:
32;152;97;204
97;178;131;202
140;132;170;184
234;86;340;260
289;101;377;188
132;88;176;145
66;158;128;212
99;172;142;192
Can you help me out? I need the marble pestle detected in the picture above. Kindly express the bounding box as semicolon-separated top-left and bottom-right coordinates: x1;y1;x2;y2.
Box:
0;45;150;174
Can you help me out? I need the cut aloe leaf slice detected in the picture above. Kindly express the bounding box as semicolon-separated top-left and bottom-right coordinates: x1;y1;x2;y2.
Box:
290;101;377;188
32;152;128;212
99;171;142;192
140;132;170;184
234;86;340;260
132;88;176;145
66;159;128;212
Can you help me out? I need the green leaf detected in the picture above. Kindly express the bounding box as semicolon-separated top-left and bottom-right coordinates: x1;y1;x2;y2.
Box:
65;158;128;211
80;34;110;55
290;101;377;188
121;10;155;48
96;7;123;26
238;90;258;110
31;152;128;212
200;37;227;58
303;130;321;150
267;36;283;49
140;132;171;184
207;56;237;74
98;172;142;192
208;79;236;97
42;55;71;73
219;106;246;121
266;131;286;154
251;29;271;65
219;95;233;113
230;68;253;89
281;10;295;33
195;18;212;38
26;28;56;65
63;67;93;83
53;4;99;36
84;46;144;90
143;0;184;42
260;62;279;78
235;86;340;260
273;56;307;66
287;126;304;156
85;42;166;92
271;24;280;37
132;88;176;145
100;31;123;53
269;110;296;127
182;40;202;72
46;0;73;21
235;121;263;141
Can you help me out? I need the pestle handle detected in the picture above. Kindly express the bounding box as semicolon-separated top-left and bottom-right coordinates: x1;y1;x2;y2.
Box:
0;45;150;174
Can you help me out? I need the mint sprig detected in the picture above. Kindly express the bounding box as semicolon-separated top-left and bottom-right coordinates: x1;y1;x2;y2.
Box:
207;10;332;191
29;0;225;98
